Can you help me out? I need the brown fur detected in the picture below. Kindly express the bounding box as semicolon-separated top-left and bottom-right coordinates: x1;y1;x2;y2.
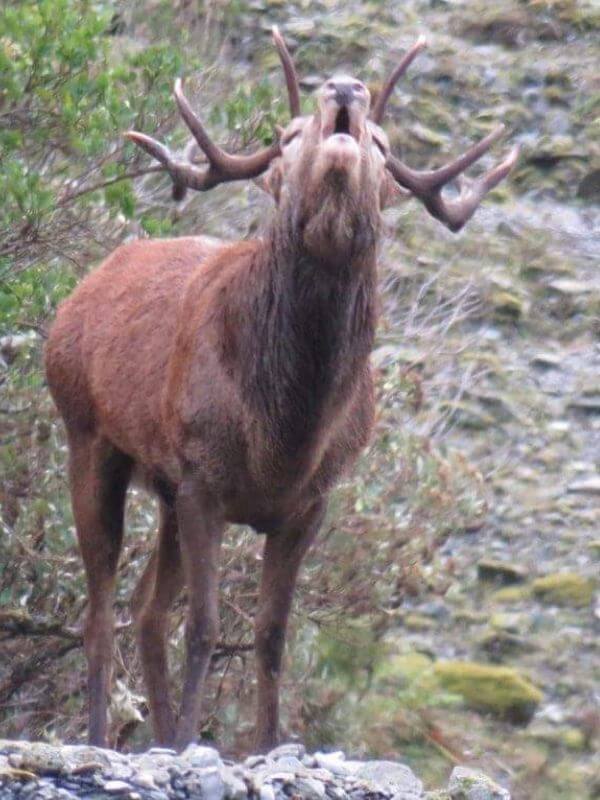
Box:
45;58;515;751
45;80;389;751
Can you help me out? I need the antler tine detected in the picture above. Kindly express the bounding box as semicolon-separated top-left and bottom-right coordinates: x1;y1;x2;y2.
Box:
272;26;301;118
386;125;519;232
174;78;280;177
125;78;280;193
370;36;427;124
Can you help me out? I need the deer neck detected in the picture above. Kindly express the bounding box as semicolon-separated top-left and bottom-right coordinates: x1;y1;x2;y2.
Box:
240;212;378;465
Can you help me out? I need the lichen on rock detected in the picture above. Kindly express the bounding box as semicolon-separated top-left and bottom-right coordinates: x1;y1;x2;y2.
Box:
532;572;596;607
433;661;543;723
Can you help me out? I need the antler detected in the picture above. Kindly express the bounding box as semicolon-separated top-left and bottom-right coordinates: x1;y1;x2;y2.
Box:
125;78;280;193
272;26;301;118
370;36;427;124
386;125;519;231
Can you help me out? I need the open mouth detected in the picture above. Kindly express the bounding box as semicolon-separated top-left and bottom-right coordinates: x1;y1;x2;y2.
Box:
322;104;361;141
334;106;351;135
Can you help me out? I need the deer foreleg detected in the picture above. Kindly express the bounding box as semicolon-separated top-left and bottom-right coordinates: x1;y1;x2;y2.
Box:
174;479;224;750
254;499;326;753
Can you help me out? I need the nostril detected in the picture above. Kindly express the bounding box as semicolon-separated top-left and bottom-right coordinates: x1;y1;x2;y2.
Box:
333;85;354;107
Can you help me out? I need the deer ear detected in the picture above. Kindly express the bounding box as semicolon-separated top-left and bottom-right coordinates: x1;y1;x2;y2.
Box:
254;162;283;202
380;170;411;209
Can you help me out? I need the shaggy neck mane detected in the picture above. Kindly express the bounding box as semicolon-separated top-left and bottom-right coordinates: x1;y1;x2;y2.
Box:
233;197;380;465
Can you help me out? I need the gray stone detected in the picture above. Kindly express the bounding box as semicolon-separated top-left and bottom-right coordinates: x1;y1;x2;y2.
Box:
131;771;156;790
345;760;423;799
314;752;350;776
327;787;349;800
262;771;295;784
180;743;222;769
220;766;248;800
448;767;510;800
477;559;528;585
267;743;306;760
107;763;133;781
104;780;133;794
148;769;170;786
195;766;226;800
259;785;276;800
293;777;326;800
244;755;267;769
270;755;303;773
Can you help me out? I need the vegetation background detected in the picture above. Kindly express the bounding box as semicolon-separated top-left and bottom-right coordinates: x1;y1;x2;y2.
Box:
0;1;598;798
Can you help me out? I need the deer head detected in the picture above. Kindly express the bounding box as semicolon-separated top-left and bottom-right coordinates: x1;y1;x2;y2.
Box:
126;29;518;258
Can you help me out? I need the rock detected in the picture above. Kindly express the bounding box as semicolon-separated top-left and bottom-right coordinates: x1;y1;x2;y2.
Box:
187;765;225;800
577;168;600;201
567;398;600;415
293;776;327;799
270;755;304;772
489;613;526;633
377;652;433;687
8;743;67;775
448;766;510;799
477;629;537;661
244;755;267;768
489;288;528;320
180;743;222;768
492;585;533;604
477;559;528;585
567;477;600;494
104;779;133;794
267;743;306;760
345;760;423;799
259;785;276;800
313;751;349;776
220;766;248;799
548;279;595;295
530;352;562;369
532;573;595;607
0;741;508;800
434;661;543;723
131;770;156;790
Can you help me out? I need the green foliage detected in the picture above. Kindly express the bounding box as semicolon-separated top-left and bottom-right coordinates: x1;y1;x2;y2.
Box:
211;80;287;146
0;0;185;327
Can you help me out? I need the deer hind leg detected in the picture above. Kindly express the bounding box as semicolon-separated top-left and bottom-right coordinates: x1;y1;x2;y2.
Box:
68;433;132;747
174;478;224;750
254;499;326;753
132;500;182;746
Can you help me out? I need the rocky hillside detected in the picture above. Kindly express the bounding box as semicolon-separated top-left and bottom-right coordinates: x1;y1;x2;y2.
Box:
1;1;598;799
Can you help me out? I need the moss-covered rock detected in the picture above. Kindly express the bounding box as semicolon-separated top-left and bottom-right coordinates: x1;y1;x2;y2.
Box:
448;766;510;800
477;629;537;662
434;661;542;723
492;585;533;604
532;573;595;607
376;651;433;686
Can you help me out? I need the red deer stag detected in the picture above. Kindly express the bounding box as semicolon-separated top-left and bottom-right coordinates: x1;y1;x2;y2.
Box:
45;29;518;752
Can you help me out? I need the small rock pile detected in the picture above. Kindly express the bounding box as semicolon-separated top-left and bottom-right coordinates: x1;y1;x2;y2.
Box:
0;740;510;800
